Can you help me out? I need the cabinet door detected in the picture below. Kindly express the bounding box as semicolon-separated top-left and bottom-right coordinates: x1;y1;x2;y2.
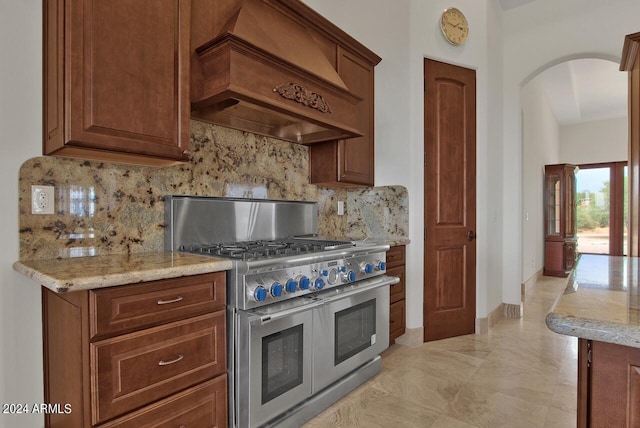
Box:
309;48;375;186
389;300;406;343
92;311;226;424
45;0;190;163
98;376;227;428
337;48;375;185
588;340;640;427
565;167;577;237
545;172;562;237
564;241;577;271
91;272;225;339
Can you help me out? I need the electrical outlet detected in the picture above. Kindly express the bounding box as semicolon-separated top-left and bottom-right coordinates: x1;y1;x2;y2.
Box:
32;185;55;214
337;201;344;216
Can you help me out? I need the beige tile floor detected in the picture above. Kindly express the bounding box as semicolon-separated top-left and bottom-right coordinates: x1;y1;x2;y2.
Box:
304;275;576;427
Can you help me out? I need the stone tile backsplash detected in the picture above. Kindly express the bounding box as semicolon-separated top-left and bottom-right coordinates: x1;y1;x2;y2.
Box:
18;121;407;260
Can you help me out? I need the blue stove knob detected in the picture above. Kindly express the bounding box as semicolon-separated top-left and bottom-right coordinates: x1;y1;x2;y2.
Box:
253;286;267;302
270;282;283;297
343;270;356;283
376;261;387;271
285;278;297;293
298;276;310;290
314;277;325;290
361;263;374;274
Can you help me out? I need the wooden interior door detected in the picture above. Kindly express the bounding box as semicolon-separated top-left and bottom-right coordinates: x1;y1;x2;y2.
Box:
423;58;476;342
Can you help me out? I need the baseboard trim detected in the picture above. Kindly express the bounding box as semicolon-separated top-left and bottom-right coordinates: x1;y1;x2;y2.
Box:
394;327;423;347
475;302;504;334
522;268;543;297
503;302;523;318
401;300;523;345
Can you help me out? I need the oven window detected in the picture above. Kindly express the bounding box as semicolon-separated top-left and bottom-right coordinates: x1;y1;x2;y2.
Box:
334;299;376;365
261;324;304;404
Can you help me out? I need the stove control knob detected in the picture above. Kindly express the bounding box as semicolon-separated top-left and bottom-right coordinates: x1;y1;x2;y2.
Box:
270;282;283;298
285;278;297;293
339;266;346;273
313;277;325;290
342;270;356;283
375;261;387;271
252;286;268;302
360;263;374;274
297;275;310;290
320;269;329;277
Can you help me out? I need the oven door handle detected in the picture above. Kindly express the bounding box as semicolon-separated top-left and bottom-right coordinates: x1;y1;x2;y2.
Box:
250;300;323;325
314;275;400;305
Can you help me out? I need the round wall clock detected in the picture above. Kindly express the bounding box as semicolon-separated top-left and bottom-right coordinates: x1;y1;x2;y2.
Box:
440;7;469;46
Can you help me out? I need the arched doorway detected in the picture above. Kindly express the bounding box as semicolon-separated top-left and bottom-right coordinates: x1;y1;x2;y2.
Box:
520;57;627;289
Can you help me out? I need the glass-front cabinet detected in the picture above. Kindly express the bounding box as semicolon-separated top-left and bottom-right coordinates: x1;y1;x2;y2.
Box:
544;164;578;277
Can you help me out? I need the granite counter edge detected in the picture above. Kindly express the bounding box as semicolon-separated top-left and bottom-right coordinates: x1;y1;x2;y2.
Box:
545;312;640;349
13;258;233;293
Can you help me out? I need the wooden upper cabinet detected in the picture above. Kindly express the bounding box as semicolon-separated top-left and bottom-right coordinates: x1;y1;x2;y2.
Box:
310;47;379;187
43;0;192;166
309;48;376;186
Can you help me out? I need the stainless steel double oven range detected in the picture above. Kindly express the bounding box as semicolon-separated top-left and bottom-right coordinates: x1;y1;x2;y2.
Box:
165;196;399;428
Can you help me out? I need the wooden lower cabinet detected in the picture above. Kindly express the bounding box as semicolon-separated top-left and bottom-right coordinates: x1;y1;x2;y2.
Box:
387;245;406;344
544;239;577;277
99;377;227;428
42;272;227;428
578;338;640;427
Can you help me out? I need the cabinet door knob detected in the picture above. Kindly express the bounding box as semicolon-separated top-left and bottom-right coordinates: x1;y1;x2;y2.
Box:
467;230;476;241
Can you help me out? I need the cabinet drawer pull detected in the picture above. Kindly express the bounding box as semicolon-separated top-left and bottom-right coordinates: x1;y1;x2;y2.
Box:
157;296;184;305
158;354;184;366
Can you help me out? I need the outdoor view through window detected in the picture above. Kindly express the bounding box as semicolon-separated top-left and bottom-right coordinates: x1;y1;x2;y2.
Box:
575;165;628;255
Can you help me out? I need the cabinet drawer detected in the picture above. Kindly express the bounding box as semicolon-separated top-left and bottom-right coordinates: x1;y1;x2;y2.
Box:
98;376;227;428
386;245;406;269
91;311;226;424
91;273;225;338
388;266;405;304
389;300;406;343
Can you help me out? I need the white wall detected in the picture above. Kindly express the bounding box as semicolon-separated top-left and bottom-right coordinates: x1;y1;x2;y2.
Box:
305;0;505;327
560;117;628;164
0;2;46;427
521;79;561;283
502;0;640;300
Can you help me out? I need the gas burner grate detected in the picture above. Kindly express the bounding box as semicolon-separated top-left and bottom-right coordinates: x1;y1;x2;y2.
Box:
184;238;354;261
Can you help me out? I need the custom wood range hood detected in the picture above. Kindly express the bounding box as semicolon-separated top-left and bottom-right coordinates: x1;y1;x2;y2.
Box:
190;0;366;144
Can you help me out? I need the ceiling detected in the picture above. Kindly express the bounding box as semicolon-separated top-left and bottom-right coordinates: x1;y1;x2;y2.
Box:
498;0;628;126
535;58;627;126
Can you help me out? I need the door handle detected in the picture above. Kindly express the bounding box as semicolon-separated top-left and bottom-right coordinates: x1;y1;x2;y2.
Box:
467;230;476;241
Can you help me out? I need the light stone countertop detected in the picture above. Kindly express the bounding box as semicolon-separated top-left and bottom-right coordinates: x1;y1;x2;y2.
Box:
546;254;640;348
13;237;408;294
13;252;233;293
